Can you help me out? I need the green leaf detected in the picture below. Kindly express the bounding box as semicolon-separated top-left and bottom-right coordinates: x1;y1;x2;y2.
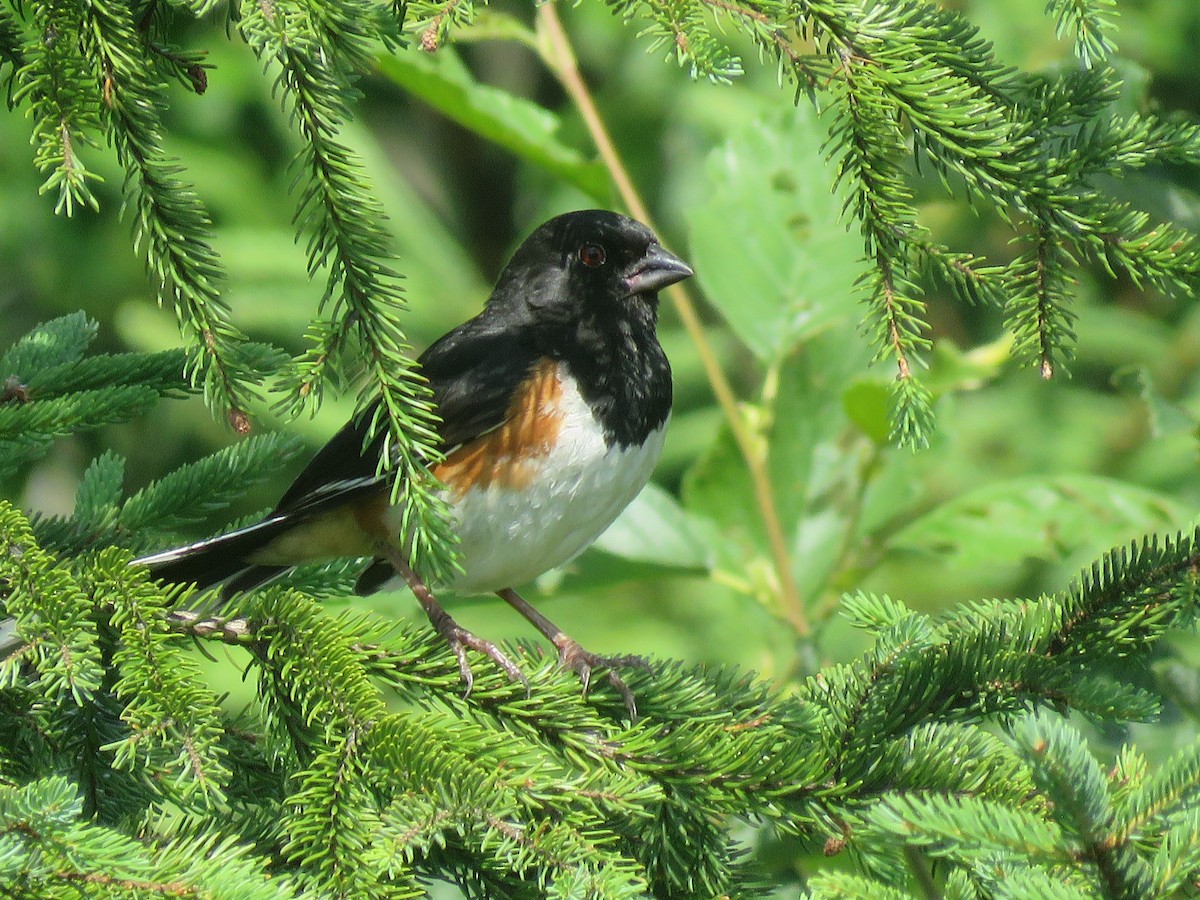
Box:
890;474;1190;569
553;483;715;592
592;481;715;570
843;378;892;445
682;332;875;603
686;109;866;362
681;420;768;580
1111;365;1195;440
375;50;610;200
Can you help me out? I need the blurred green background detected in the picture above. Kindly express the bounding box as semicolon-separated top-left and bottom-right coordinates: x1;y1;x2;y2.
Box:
3;0;1200;735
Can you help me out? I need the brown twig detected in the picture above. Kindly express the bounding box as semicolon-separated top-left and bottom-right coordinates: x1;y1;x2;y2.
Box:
536;2;808;636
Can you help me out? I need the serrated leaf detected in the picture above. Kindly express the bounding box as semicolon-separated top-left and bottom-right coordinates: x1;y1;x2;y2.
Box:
891;474;1189;569
554;483;715;592
843;378;891;445
686;108;866;361
1111;365;1195;440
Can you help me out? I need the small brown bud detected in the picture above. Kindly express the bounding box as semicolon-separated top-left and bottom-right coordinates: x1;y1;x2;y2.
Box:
228;408;252;434
188;64;208;95
0;376;31;404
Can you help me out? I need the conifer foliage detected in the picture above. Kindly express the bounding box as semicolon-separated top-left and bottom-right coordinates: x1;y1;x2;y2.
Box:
2;314;1200;896
3;0;1198;450
4;0;1200;895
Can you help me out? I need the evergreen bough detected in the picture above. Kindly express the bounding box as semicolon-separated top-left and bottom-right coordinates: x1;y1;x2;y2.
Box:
2;314;1200;896
4;0;1200;894
2;0;1197;451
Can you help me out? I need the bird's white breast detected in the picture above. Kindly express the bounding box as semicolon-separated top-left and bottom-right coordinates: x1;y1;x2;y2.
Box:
438;372;666;594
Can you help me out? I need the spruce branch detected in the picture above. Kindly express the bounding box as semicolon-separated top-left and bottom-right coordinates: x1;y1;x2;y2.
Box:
615;0;746;82
29;433;304;557
697;0;818;89
0;314;191;480
78;0;255;427
807;871;919;900
866;791;1069;863
166;609;255;643
1152;808;1200;895
248;591;392;896
1116;738;1200;843
823;47;935;445
1012;711;1156;899
875;723;1037;809
575;0;1200;441
87;551;231;809
911;241;1007;309
0;776;297;898
1048;530;1200;661
1074;195;1200;295
8;489;1200;893
1045;0;1118;69
13;0;102;215
1006;211;1079;379
0;384;163;474
5;0;1200;893
798;529;1200;811
0;6;23;104
118;432;305;537
237;0;459;584
0;501;103;703
407;0;474;52
367;712;649;896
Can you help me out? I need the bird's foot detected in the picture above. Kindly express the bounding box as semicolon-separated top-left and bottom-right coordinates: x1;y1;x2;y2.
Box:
433;613;529;699
376;543;529;700
552;634;649;722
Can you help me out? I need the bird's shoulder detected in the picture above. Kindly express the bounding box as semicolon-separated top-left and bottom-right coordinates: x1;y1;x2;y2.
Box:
272;314;547;514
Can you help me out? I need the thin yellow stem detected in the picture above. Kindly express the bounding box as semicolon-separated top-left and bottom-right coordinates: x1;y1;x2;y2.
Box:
536;1;808;636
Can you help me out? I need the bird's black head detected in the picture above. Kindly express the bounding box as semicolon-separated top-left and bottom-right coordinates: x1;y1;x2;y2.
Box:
489;210;693;325
459;210;687;446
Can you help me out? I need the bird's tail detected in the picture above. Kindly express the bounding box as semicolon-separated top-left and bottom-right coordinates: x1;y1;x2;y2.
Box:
132;515;297;596
1;479;386;657
0;524;290;660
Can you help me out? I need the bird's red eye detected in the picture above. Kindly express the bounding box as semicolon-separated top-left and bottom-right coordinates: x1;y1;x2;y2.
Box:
579;243;606;268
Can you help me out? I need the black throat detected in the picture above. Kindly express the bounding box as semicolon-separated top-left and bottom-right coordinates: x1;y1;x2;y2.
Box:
556;296;672;449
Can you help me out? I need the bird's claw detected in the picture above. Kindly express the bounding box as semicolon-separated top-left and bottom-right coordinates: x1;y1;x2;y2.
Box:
433;617;529;699
554;636;647;722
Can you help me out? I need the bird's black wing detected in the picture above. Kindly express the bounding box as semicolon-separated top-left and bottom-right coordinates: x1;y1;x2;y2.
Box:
421;323;541;452
351;322;545;598
270;406;386;514
273;316;538;516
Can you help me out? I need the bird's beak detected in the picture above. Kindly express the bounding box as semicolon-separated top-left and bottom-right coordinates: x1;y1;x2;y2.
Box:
622;243;694;297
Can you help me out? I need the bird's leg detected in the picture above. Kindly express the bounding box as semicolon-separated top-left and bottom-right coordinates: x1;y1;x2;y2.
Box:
497;587;647;721
375;543;527;697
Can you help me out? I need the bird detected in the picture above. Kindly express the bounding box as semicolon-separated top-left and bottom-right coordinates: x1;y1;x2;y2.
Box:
7;210;693;719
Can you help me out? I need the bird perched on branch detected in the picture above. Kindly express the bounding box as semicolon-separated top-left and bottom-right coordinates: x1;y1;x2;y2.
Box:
128;209;692;719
